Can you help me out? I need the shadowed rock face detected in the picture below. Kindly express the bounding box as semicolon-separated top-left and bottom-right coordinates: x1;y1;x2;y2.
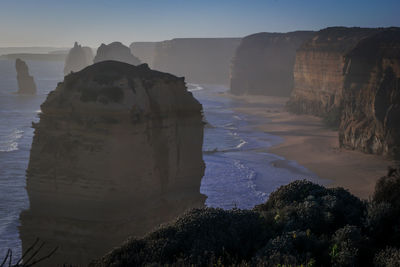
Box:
15;58;36;94
130;42;157;68
153;38;241;85
19;61;205;266
339;29;400;156
287;27;380;116
64;42;94;75
230;31;315;96
94;42;141;65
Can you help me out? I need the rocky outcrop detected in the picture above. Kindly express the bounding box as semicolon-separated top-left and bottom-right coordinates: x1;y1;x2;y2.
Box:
64;42;94;75
153;38;241;85
230;31;315;96
94;42;141;65
15;58;36;94
339;29;400;156
287;27;380;116
130;42;157;68
19;61;205;265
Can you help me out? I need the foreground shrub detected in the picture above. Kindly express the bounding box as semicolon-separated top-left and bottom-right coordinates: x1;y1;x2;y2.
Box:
255;180;365;235
92;208;269;266
91;174;400;266
374;247;400;267
373;167;400;211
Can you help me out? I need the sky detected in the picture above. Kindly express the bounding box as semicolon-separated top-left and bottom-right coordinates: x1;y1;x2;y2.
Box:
0;0;399;48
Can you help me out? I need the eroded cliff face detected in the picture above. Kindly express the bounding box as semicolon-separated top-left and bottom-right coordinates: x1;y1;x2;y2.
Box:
153;38;241;85
64;42;94;75
339;29;400;156
15;58;36;94
19;61;205;265
287;27;379;116
230;31;314;96
94;42;141;65
130;42;157;68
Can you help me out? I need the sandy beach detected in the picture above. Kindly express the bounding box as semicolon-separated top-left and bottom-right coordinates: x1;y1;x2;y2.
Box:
227;93;396;199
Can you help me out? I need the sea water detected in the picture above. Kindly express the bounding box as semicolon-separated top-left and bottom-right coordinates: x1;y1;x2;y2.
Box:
0;60;320;258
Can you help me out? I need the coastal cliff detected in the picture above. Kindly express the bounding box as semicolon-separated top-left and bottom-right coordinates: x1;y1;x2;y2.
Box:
15;58;36;94
94;42;141;65
153;38;241;85
130;42;157;68
230;31;314;96
287;27;379;116
64;42;94;75
19;61;206;265
339;29;400;156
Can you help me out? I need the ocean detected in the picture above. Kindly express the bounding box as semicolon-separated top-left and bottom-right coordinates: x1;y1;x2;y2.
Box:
0;60;320;259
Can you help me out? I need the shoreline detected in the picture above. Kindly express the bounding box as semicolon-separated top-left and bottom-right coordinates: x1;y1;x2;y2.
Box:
224;93;395;199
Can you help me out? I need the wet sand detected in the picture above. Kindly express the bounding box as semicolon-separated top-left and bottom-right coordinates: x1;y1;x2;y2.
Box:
226;93;395;199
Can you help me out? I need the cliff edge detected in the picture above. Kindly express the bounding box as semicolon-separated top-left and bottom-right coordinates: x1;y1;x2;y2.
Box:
230;31;314;96
153;38;241;85
339;29;400;156
287;27;379;116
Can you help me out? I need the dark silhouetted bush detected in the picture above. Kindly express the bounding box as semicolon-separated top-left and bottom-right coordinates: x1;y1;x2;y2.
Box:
373;167;400;211
91;174;400;267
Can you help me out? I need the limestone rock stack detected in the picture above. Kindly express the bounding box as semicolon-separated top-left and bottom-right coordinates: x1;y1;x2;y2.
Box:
64;42;94;75
94;42;141;65
19;61;205;265
339;29;400;156
15;58;36;94
287;27;379;116
230;31;315;96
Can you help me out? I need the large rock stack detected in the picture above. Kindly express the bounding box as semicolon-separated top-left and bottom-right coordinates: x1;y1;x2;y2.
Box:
94;42;141;65
15;58;36;94
64;42;94;75
20;61;205;265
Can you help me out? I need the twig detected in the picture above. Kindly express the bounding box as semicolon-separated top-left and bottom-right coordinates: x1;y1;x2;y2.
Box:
15;238;39;266
24;247;58;267
1;249;11;267
22;242;45;266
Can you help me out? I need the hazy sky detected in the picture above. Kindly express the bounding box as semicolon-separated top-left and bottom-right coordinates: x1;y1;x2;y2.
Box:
0;0;399;47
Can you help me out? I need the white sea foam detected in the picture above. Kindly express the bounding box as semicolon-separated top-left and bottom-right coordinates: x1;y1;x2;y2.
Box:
236;139;248;149
0;129;23;152
187;83;204;92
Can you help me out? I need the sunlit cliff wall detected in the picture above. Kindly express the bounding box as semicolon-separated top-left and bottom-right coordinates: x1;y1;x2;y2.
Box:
287;27;379;116
339;29;400;156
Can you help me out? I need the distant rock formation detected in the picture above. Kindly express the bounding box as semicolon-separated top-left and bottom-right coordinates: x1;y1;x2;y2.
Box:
287;27;380;116
230;31;315;96
130;42;157;68
15;58;36;94
19;61;205;265
153;38;241;85
64;42;94;75
339;29;400;156
94;42;141;65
